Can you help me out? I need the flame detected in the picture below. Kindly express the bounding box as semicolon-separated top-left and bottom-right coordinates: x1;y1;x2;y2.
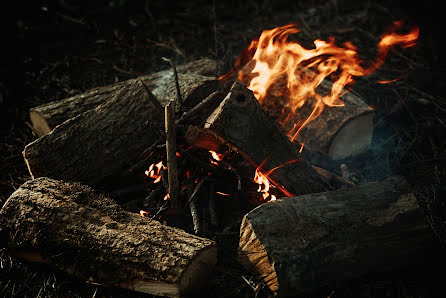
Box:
209;150;224;161
145;161;166;183
140;210;150;217
253;166;276;201
222;21;419;141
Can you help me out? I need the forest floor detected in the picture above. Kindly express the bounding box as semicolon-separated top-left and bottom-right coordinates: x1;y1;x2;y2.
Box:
1;0;445;297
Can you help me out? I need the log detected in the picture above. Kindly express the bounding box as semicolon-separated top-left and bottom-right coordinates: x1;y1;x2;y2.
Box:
205;82;328;196
238;176;438;296
23;80;164;188
30;58;217;137
0;177;217;298
238;61;374;160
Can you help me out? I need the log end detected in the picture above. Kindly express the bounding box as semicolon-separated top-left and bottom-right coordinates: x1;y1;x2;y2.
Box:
179;244;218;295
328;112;374;160
239;216;278;294
29;109;51;137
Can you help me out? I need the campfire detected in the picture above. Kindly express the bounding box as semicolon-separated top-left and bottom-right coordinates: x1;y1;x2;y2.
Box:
1;21;439;297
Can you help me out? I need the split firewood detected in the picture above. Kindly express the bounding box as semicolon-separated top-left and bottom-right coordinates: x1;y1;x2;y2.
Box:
205;82;328;196
30;58;217;137
239;61;375;160
0;177;217;298
23;80;164;189
239;176;438;296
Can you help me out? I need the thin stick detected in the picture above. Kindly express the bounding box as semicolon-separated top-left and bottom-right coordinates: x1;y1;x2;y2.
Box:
165;99;180;209
162;57;183;104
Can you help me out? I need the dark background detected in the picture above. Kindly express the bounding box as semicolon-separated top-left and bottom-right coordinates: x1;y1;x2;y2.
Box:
1;0;445;297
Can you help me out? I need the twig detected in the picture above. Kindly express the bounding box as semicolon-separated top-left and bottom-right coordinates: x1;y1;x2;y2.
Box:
177;91;224;125
165;99;180;209
189;195;202;234
162;57;183;105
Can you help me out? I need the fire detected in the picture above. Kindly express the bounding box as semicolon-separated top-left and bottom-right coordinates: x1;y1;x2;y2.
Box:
145;161;166;183
254;166;276;201
209;150;224;161
221;21;419;141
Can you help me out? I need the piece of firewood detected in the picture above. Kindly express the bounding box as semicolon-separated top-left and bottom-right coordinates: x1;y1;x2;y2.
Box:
0;177;217;298
239;61;374;160
239;176;438;296
205;82;328;196
165;99;179;208
185;126;229;153
30;58;217;137
23;80;164;188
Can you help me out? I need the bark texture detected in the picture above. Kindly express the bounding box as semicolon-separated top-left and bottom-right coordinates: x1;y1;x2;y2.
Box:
30;58;217;136
0;177;217;298
239;176;437;296
205;82;328;196
24;80;164;188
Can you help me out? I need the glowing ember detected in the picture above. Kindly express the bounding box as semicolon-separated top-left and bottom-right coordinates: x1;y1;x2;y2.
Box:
145;161;166;183
222;21;419;141
209;150;224;161
216;191;230;197
163;193;170;201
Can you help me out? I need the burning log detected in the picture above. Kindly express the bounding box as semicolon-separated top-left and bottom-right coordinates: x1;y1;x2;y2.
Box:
0;177;217;298
23;80;164;188
30;58;217;137
238;61;375;160
239;176;438;296
205;82;328;196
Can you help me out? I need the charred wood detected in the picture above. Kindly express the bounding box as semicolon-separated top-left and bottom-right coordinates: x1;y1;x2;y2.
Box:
205;82;328;196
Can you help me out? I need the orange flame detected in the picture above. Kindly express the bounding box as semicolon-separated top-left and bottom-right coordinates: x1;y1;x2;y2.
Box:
145;161;166;183
209;150;224;161
253;166;276;201
222;21;419;141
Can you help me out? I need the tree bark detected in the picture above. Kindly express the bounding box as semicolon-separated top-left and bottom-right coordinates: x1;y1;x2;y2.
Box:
30;58;217;137
23;80;164;189
238;176;438;296
205;82;328;196
0;177;217;298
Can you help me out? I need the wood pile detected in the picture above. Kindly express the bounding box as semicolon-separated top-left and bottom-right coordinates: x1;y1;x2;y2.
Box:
0;58;439;297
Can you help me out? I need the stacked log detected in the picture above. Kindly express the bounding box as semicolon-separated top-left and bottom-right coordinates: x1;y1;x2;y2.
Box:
0;177;217;298
239;176;438;296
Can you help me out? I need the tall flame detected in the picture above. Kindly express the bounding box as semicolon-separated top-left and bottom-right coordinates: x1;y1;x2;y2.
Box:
221;21;419;141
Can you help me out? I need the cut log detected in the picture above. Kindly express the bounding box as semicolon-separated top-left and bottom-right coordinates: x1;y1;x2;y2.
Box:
239;176;438;296
0;177;217;298
23;80;164;188
238;61;375;160
205;82;328;196
30;58;217;137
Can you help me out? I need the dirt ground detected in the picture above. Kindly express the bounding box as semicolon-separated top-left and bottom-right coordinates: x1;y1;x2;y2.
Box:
1;0;445;297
